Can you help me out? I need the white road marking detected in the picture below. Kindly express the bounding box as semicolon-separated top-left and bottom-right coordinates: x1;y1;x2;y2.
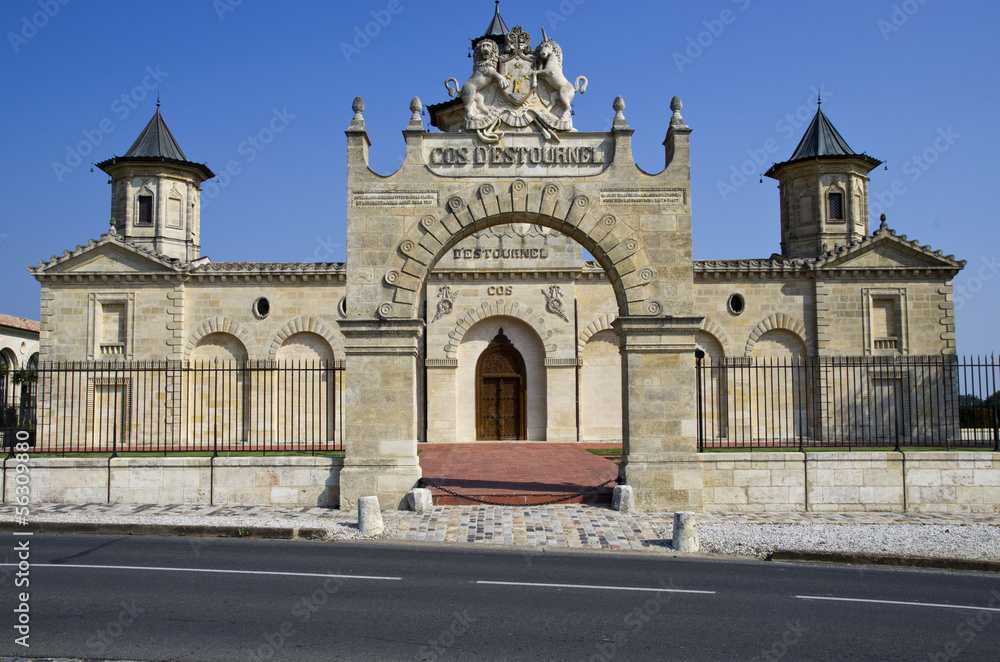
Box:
475;580;715;594
796;595;1000;613
0;562;401;581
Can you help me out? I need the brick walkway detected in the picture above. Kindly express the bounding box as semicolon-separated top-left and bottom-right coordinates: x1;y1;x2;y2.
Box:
418;443;620;505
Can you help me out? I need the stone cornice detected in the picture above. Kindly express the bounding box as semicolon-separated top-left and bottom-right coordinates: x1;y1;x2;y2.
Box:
191;262;345;274
695;259;812;278
29;231;348;283
430;268;598;281
693;261;959;280
33;271;347;284
0;326;39;341
613;315;703;353
340;318;424;356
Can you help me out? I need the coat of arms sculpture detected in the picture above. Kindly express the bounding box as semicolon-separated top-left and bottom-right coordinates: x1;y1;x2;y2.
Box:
444;26;588;143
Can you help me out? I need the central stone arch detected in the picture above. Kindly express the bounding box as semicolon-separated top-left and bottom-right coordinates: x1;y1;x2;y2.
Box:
376;182;661;321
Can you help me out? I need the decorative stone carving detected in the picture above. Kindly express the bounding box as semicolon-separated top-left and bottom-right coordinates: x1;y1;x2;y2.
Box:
349;96;365;130
669;95;688;129
408;97;422;127
446;38;507;125
432;285;457;323
542;284;569;322
442;25;588;143
485;223;553;239
613;96;627;128
534;27;588;122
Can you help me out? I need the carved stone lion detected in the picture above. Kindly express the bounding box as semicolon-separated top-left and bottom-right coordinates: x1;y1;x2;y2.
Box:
459;39;508;120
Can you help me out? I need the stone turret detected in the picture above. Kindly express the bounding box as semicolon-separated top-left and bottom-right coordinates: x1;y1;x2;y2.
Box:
765;102;882;258
96;103;214;262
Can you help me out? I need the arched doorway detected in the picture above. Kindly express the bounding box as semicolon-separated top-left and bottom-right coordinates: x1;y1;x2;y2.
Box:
475;329;527;440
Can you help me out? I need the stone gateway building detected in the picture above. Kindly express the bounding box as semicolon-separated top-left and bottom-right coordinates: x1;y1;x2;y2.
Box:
28;7;967;510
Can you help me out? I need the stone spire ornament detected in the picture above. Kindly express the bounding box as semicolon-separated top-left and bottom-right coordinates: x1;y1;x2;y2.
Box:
612;96;628;129
670;95;688;129
349;96;366;130
408;97;423;129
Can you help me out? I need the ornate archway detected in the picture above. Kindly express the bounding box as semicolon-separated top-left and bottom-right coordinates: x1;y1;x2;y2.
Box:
475;329;527;440
339;92;701;511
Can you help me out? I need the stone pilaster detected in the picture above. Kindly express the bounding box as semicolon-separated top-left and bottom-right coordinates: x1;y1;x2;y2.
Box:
338;318;423;509
544;359;578;441
614;315;704;510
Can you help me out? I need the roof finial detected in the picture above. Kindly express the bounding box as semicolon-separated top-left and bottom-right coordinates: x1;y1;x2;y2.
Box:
156;93;160;109
817;92;821;108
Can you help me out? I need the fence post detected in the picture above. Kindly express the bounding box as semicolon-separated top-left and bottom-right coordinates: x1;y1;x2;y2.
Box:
695;349;705;452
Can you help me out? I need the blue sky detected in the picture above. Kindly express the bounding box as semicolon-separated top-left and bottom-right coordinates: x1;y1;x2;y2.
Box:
2;0;997;355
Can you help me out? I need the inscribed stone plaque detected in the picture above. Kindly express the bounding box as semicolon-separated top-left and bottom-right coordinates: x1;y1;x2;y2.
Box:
352;191;439;208
600;188;687;206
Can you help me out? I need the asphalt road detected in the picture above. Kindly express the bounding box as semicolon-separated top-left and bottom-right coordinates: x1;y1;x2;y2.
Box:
0;533;998;661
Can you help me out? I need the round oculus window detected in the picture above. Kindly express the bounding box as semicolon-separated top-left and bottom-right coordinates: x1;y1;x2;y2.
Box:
252;297;271;319
727;293;745;316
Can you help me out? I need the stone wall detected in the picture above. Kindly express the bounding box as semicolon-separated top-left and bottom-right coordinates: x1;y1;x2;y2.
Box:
7;452;1000;512
700;451;1000;513
694;277;813;356
5;456;342;507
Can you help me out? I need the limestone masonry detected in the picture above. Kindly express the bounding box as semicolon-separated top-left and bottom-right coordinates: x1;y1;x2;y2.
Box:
26;6;972;511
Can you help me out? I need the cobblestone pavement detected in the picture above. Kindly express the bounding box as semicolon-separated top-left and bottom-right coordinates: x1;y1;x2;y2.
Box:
1;502;998;555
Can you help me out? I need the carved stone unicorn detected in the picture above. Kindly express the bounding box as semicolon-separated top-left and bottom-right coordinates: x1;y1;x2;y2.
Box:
532;27;588;121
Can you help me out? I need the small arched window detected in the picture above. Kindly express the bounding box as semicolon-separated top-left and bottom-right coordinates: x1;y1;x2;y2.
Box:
135;193;153;225
828;191;844;222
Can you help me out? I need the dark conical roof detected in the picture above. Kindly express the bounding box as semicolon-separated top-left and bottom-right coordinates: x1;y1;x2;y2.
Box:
96;105;214;180
765;103;882;178
124;107;188;160
788;106;856;161
483;1;509;38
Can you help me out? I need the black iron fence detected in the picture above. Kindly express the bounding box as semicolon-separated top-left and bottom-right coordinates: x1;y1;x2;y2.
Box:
5;355;997;454
696;355;999;451
1;361;344;455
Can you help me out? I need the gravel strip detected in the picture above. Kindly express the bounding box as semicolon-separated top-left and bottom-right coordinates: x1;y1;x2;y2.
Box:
662;522;1000;561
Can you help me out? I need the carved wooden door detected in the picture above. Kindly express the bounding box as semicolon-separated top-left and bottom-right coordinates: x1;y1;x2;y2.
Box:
476;329;527;440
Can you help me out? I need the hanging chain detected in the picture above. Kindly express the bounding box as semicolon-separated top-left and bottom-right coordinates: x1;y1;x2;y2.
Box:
419;476;619;507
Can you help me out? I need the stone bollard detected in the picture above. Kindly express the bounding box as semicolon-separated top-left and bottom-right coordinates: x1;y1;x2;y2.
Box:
407;488;433;512
672;511;699;552
357;496;384;536
612;485;634;513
